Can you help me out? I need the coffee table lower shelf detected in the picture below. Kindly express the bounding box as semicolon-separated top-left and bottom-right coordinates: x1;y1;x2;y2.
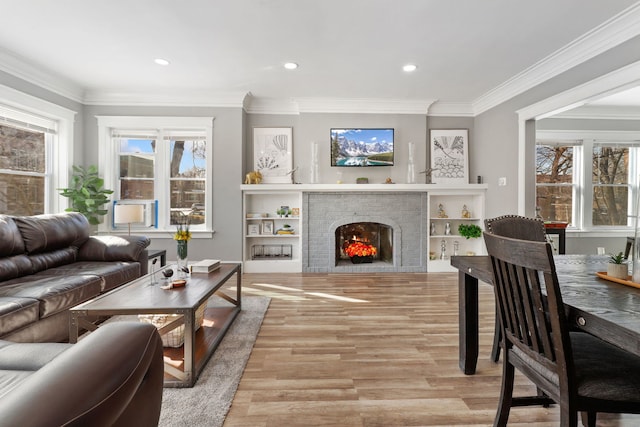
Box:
162;305;240;387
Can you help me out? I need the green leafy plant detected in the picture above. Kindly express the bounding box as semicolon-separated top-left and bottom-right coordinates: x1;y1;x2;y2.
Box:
58;165;113;225
458;224;482;239
609;252;626;264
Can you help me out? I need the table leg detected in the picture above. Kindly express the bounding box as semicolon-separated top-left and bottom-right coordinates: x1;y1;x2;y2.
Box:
458;270;479;375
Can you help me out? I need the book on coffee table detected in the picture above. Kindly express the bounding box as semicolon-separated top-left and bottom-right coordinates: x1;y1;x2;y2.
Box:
191;259;221;274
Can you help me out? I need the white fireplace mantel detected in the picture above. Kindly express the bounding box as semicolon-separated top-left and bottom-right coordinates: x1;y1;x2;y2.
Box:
240;183;488;192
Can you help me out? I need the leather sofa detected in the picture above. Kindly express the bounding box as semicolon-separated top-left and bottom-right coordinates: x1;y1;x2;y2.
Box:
0;321;164;427
0;212;150;342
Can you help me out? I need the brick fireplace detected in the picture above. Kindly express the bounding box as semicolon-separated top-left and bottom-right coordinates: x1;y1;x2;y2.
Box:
302;192;428;272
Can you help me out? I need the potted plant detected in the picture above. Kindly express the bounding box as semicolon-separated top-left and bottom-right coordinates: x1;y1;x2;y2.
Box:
458;224;482;239
607;252;629;280
58;165;113;225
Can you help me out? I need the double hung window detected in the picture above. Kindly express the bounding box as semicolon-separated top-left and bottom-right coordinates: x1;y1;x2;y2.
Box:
98;116;213;233
536;132;639;230
0;93;74;216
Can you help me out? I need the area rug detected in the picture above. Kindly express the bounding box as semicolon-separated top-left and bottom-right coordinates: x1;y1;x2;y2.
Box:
158;296;270;427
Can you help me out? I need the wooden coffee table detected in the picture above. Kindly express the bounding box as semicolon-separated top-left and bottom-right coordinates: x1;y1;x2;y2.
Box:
70;263;241;387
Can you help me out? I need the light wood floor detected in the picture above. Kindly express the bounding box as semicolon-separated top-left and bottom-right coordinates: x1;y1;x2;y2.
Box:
223;272;640;427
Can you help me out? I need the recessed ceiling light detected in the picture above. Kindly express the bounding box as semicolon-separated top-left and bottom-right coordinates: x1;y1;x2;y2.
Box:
284;62;299;70
154;58;170;66
403;64;417;72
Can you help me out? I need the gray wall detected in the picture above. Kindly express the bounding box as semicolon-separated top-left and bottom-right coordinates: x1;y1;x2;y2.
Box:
246;112;429;185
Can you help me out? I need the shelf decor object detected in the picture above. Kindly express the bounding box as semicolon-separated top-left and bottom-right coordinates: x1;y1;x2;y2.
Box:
310;141;319;184
261;220;274;235
407;141;416;184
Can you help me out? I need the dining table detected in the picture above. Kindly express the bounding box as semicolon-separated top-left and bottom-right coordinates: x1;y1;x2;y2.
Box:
451;254;640;375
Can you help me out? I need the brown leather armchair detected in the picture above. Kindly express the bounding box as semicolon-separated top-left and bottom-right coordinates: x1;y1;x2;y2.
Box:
0;321;164;427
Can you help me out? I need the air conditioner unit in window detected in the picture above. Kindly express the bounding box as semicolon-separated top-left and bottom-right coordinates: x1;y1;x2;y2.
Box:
112;200;158;230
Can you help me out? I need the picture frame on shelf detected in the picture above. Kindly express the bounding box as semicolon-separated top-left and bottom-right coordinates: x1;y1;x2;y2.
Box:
253;127;293;184
291;207;300;217
247;223;260;236
429;129;469;184
261;220;274;235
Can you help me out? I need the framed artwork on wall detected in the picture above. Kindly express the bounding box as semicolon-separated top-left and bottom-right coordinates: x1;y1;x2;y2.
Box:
429;129;469;184
253;127;293;183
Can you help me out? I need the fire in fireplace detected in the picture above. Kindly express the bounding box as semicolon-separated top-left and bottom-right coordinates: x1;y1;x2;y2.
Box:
335;222;393;265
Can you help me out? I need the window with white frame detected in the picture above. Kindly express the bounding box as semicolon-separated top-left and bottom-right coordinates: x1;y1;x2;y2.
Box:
536;131;639;230
0;88;74;216
97;116;213;233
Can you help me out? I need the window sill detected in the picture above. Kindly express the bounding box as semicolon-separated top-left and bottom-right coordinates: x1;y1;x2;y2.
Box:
565;228;633;238
102;229;216;239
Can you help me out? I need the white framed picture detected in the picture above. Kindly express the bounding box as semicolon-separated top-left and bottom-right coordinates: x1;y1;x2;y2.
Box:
429;129;469;184
261;220;274;235
253;127;293;184
247;223;260;235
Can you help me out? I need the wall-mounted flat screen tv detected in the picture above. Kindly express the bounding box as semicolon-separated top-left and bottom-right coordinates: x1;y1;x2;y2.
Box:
330;128;394;166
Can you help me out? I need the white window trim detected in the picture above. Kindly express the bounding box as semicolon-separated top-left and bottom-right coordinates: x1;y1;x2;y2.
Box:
0;83;76;214
537;130;640;232
96;116;214;235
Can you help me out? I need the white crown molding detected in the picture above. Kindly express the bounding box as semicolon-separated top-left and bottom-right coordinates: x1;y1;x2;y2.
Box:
0;48;84;103
551;105;640;120
244;96;436;115
243;97;300;115
295;97;435;114
427;102;475;117
473;2;640;115
517;59;640;120
83;90;248;107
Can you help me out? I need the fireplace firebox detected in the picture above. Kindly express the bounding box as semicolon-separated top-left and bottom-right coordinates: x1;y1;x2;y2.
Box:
335;222;393;266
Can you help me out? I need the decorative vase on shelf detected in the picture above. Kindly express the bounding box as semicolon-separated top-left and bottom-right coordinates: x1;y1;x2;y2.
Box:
406;141;416;184
310;141;319;184
176;239;188;278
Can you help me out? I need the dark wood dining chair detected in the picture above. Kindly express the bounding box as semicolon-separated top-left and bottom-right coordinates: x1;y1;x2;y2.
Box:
484;215;546;362
484;231;640;427
484;214;546;242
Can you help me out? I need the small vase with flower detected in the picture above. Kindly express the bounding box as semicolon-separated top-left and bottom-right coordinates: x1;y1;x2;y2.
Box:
174;220;192;278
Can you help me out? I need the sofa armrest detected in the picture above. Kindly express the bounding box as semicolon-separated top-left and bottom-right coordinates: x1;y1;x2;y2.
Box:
77;235;150;263
0;322;164;427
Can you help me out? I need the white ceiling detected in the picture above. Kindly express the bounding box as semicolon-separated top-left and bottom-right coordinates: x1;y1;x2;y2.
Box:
1;0;640;114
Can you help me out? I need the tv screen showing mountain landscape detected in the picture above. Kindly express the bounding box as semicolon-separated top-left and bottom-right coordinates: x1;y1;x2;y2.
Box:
330;128;394;166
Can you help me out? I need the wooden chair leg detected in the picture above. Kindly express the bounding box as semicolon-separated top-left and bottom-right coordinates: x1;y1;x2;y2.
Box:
494;357;514;427
559;406;578;427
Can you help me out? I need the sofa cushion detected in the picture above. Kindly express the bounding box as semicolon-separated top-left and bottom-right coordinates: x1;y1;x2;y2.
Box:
0;216;25;257
43;261;141;292
0;275;102;318
27;248;77;274
0;297;39;337
0;255;34;283
0;341;70;399
13;212;89;255
77;235;150;262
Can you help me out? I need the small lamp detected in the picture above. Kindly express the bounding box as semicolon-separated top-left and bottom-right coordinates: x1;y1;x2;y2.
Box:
114;204;144;235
